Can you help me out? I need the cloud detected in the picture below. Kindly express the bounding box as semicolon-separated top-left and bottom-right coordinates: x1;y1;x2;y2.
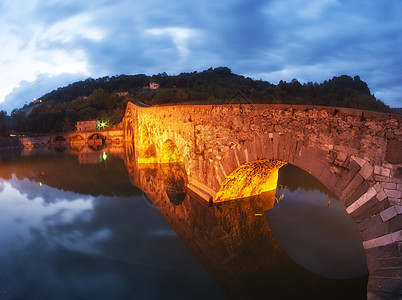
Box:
2;73;87;112
0;0;401;111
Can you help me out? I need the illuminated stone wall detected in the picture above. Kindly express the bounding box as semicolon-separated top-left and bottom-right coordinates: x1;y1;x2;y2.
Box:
124;102;402;299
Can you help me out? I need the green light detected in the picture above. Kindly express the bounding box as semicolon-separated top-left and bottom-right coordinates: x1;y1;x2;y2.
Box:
102;152;107;161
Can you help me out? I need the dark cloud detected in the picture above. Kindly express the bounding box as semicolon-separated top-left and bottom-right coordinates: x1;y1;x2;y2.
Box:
1;0;401;110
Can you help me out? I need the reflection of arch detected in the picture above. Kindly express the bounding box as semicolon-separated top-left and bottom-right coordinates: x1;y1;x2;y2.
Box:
71;134;84;142
160;139;184;163
70;134;85;152
160;140;188;205
52;135;68;152
215;160;286;202
53;136;67;143
87;134;106;151
88;133;106;142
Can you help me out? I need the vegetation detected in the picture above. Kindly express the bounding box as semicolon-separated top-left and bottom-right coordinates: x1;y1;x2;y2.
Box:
3;67;397;135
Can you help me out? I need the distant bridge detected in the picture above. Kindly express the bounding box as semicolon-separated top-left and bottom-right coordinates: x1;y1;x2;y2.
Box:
19;127;124;151
123;102;401;299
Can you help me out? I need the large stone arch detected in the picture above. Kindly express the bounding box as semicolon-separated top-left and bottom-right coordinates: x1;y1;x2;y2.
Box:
213;136;400;299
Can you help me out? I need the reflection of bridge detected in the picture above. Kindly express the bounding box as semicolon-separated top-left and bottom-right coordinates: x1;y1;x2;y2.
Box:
127;162;368;298
123;102;401;299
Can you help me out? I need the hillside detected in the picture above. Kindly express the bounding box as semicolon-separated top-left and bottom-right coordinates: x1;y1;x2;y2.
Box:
9;67;394;134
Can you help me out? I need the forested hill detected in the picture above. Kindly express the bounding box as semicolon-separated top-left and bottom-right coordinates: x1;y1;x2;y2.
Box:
10;67;394;134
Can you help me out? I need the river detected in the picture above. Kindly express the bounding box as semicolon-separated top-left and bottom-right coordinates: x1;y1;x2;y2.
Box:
0;147;368;299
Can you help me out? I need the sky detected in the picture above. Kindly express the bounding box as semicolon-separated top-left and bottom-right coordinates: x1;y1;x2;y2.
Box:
1;0;401;113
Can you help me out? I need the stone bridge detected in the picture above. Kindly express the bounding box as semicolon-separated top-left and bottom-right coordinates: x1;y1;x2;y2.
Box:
123;101;401;299
20;128;124;151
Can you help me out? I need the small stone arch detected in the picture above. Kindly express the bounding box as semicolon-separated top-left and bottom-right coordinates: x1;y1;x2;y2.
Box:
52;135;67;152
88;133;107;151
70;134;85;151
53;135;67;143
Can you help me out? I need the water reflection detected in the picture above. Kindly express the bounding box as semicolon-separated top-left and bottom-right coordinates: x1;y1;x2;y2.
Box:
130;160;368;299
0;153;222;300
0;148;368;299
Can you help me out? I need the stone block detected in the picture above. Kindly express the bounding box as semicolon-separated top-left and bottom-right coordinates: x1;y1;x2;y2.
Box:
374;182;382;192
335;162;360;191
345;180;371;207
389;214;402;232
376;190;387;201
372;257;402;268
359;162;374;180
244;147;250;163
384;189;401;199
296;147;327;181
277;134;286;161
363;232;393;249
257;134;266;160
262;134;273;160
288;136;298;164
374;166;391;178
358;214;382;232
365;242;399;259
381;182;397;190
391;230;402;243
349;194;379;219
245;141;256;162
340;174;364;204
336;151;347;162
380;206;398;222
283;134;292;162
236;146;246;166
388;198;401;206
272;132;279;159
352;155;366;167
318;167;340;190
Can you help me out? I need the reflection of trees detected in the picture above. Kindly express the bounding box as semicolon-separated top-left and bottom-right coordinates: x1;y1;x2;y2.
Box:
0;154;141;197
278;164;336;198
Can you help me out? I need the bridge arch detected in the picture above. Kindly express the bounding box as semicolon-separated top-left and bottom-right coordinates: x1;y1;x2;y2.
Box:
53;135;67;143
70;134;85;151
52;135;68;152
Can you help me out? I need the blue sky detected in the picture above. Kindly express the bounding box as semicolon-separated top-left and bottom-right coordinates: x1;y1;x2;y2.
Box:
1;0;401;112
